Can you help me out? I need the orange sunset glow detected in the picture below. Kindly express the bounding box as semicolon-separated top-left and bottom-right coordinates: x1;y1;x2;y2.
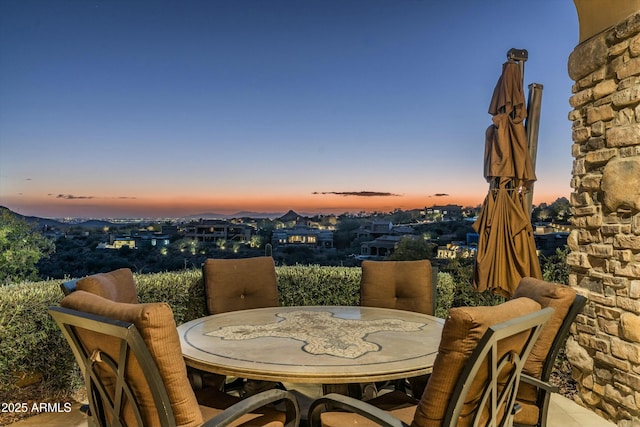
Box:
2;186;568;219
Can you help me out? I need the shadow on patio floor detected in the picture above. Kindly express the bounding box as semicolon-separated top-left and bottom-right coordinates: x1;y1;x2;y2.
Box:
5;384;617;427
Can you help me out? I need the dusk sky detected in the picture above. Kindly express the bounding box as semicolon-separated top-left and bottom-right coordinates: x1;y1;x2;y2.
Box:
0;0;580;219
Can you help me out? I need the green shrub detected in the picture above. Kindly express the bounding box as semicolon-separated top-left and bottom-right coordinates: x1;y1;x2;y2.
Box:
0;280;79;401
0;266;365;400
435;271;455;319
0;270;210;401
135;269;207;324
0;264;487;403
276;264;360;306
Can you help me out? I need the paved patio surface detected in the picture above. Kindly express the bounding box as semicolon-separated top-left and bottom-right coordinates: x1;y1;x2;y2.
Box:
5;385;617;427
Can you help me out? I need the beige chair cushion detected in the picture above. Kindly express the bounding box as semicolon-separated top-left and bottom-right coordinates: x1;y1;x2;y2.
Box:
61;291;203;427
320;404;416;427
511;277;577;425
76;268;138;304
203;257;279;314
513;399;540;426
512;277;577;379
412;297;542;427
360;260;434;315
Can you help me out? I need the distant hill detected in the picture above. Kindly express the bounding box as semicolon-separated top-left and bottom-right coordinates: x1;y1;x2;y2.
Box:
278;209;306;222
0;206;119;229
186;211;285;219
231;211;285;219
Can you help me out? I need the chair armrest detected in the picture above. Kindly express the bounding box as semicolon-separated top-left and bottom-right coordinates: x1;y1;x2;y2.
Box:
308;393;410;427
520;374;558;393
202;389;300;427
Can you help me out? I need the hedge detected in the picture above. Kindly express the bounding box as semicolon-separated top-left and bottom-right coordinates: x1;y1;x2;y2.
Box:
0;265;460;402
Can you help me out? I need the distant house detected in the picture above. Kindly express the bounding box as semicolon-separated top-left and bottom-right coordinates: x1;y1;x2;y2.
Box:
356;221;393;240
182;219;255;243
534;229;569;256
271;223;334;249
425;204;463;221
358;220;419;260
436;242;476;259
104;237;137;250
98;232;171;250
359;235;403;259
270;210;334;250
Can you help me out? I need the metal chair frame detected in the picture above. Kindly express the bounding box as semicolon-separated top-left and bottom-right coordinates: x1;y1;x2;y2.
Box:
49;306;300;427
60;278;78;296
308;307;554;427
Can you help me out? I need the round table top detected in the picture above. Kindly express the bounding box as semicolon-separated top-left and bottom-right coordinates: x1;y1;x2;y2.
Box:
178;305;444;384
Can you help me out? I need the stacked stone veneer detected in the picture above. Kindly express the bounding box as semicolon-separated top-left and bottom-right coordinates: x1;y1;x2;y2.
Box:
566;11;640;426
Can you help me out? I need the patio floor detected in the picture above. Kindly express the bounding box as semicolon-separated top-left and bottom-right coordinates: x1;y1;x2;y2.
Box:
5;384;616;427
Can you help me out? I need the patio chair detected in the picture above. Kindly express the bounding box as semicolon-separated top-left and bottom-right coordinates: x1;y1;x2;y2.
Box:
49;290;300;427
60;268;138;304
360;259;436;316
202;256;281;396
510;277;587;427
202;257;279;315
308;297;553;427
61;268;226;393
359;259;437;398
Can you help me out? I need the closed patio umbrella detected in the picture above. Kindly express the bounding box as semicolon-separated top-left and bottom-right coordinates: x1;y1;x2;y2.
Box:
473;54;542;298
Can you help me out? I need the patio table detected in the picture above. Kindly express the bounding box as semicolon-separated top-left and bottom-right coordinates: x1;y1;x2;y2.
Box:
178;305;444;385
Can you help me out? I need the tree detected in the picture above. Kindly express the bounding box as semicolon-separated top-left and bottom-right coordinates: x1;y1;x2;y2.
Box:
388;236;436;261
333;217;364;250
0;209;55;284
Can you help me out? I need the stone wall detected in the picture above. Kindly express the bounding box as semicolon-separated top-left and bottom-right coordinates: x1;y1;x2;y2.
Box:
566;10;640;426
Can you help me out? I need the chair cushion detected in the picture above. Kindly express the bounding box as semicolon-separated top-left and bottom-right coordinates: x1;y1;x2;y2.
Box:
61;291;203;427
360;260;434;315
513;400;540;426
512;277;577;380
203;257;279;314
319;403;416;427
76;268;138;304
412;297;542;427
511;277;577;424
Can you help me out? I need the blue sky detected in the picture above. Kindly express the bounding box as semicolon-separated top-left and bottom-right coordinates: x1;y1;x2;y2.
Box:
0;0;580;218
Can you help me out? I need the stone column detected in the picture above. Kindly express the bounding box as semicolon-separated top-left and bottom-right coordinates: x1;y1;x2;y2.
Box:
566;10;640;426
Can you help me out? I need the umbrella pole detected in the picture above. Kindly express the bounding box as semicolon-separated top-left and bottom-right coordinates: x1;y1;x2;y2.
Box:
525;82;543;214
507;48;528;81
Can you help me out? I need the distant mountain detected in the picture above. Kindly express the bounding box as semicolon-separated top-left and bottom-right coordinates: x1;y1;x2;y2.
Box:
184;212;228;219
0;206;121;229
278;209;305;222
231;211;285;219
186;211;285;219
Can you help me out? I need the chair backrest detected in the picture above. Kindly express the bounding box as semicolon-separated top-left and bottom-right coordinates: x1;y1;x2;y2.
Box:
202;256;279;315
61;268;138;303
411;298;553;427
511;278;587;426
51;291;204;427
511;277;586;381
360;259;436;315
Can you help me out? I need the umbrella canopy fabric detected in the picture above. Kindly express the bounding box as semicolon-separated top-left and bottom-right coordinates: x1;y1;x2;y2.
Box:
484;61;536;185
473;178;541;297
473;60;542;298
